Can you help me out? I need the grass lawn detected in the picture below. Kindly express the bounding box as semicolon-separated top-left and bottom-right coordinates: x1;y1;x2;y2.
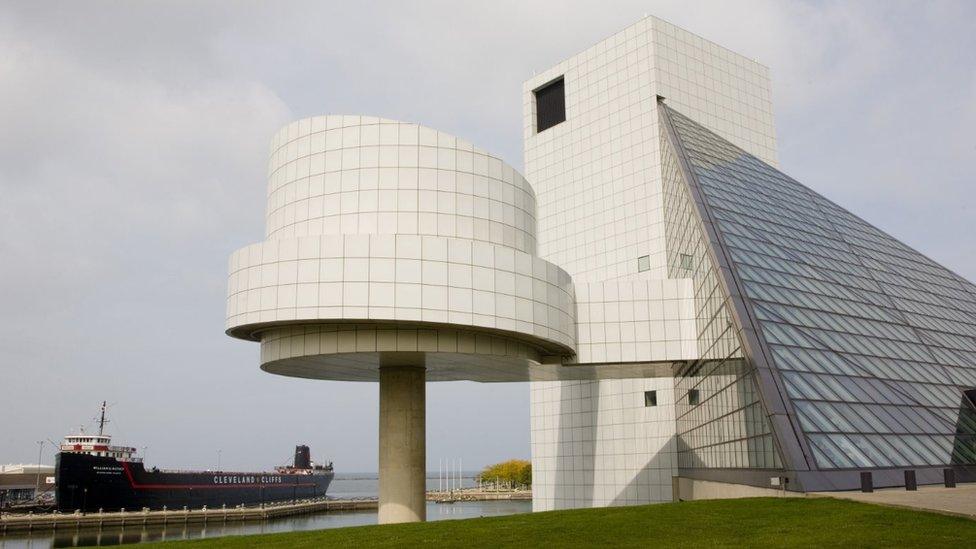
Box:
150;497;976;548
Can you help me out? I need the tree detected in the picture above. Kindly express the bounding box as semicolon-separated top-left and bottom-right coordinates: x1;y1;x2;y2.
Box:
477;459;531;488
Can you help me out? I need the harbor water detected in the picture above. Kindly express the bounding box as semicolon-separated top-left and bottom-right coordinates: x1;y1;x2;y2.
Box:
0;473;532;548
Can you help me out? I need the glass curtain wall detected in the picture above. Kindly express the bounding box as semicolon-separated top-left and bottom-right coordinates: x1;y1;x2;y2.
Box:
661;117;783;470
662;103;976;470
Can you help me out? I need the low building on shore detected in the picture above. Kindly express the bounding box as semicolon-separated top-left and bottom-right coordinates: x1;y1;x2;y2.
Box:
0;464;55;503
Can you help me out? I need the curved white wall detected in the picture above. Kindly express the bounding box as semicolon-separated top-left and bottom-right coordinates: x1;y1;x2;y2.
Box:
259;324;547;382
265;115;537;255
227;117;577;380
226;234;575;353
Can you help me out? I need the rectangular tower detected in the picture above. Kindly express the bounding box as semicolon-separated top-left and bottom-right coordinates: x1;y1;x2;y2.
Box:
524;16;777;510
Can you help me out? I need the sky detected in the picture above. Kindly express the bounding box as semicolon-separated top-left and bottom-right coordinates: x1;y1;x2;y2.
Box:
1;0;974;473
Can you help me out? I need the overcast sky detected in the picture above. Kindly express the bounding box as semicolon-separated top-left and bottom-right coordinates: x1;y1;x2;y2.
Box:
1;1;974;473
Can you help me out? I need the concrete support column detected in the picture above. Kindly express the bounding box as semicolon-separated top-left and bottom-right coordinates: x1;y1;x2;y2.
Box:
378;365;426;523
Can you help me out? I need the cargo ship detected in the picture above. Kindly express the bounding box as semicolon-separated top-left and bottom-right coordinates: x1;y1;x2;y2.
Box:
55;403;333;512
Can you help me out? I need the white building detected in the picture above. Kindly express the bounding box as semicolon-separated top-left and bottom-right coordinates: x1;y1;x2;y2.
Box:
227;15;976;522
0;464;55;502
524;16;777;511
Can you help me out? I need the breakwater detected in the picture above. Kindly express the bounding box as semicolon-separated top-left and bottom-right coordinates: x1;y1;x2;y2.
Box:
428;489;532;502
0;499;374;534
0;490;531;535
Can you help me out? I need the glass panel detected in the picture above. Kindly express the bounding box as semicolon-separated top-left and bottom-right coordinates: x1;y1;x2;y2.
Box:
662;120;783;471
808;435;855;468
662;102;976;470
637;255;650;273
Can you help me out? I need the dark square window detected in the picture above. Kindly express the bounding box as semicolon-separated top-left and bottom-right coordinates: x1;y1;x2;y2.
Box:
688;389;700;405
534;77;565;133
644;390;657;407
679;253;694;270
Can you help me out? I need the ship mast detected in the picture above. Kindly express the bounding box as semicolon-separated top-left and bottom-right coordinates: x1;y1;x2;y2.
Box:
97;400;108;436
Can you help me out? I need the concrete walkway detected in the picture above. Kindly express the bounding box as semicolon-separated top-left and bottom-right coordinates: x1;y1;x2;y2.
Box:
814;483;976;520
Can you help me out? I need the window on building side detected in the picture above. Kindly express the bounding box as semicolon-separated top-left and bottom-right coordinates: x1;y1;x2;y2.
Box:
679;253;694;270
637;255;650;272
534;77;565;133
688;389;700;405
644;390;657;407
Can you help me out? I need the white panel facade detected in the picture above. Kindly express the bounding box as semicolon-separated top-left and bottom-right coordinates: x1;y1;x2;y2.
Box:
266;115;538;255
531;377;678;508
226;234;576;351
227;118;578;384
525;16;778;511
574;278;697;364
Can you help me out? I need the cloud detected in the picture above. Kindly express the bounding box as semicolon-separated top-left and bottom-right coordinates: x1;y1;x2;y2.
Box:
0;0;973;470
0;4;295;466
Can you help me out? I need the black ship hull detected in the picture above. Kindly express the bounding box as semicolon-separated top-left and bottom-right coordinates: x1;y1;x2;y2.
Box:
55;453;333;512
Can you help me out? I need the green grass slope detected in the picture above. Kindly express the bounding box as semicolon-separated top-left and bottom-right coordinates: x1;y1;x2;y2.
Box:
151;497;976;548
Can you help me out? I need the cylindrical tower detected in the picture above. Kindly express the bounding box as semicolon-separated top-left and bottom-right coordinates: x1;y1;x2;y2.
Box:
226;115;576;522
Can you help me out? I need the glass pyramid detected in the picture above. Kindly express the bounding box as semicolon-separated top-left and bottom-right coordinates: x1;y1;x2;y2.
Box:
659;101;976;489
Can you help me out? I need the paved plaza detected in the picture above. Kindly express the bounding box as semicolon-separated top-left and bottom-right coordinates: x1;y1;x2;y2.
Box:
815;483;976;519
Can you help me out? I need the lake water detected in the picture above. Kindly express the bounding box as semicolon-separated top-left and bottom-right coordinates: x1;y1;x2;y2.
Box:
0;474;532;548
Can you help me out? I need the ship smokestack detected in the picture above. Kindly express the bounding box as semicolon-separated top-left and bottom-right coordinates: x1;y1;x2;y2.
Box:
294;445;311;469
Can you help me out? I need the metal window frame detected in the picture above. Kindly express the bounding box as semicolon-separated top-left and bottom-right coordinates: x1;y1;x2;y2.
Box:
658;99;814;480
